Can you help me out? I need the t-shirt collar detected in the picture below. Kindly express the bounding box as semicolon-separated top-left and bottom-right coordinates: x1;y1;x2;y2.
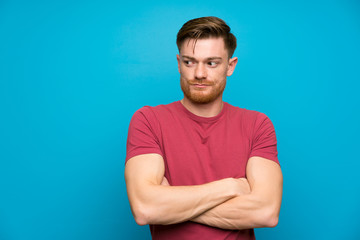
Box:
175;101;227;123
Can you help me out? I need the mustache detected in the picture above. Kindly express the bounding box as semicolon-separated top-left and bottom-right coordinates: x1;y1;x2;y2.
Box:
188;80;214;86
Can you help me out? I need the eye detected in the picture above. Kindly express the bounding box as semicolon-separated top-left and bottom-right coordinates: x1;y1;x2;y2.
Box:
184;60;194;66
208;61;218;67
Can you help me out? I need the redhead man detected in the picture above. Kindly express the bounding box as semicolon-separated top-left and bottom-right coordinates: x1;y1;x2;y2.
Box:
125;16;283;240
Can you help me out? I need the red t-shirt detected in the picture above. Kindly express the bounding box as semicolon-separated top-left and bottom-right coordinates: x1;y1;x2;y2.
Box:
126;101;279;240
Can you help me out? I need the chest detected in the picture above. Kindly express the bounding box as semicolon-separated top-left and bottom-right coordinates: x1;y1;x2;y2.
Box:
158;117;252;185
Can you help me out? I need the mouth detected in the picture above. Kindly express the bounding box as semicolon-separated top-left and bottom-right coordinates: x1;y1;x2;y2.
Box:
192;83;210;88
189;81;213;88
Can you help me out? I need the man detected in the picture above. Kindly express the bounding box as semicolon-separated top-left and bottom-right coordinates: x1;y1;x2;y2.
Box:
125;16;283;240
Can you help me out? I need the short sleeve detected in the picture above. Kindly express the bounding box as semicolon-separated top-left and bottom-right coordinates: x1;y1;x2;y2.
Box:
125;108;163;163
249;113;279;165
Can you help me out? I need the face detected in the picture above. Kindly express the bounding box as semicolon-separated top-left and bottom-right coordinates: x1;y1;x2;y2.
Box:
177;37;237;104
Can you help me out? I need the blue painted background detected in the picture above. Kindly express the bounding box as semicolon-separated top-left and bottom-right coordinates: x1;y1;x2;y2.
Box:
1;0;359;239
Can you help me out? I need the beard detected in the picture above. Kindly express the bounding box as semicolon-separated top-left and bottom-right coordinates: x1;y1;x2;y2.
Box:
180;78;226;104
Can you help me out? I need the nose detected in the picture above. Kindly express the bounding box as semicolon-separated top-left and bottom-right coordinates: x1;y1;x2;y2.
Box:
195;63;207;80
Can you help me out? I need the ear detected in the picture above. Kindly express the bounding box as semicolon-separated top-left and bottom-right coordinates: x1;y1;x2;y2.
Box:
226;57;238;76
176;54;181;73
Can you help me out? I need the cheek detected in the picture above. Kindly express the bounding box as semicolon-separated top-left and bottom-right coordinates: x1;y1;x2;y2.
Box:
180;68;193;79
212;69;227;82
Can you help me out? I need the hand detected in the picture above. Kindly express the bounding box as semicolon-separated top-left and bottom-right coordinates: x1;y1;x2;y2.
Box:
235;178;251;196
217;178;250;198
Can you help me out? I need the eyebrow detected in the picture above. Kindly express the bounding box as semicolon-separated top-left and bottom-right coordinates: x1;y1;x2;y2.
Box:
181;55;223;61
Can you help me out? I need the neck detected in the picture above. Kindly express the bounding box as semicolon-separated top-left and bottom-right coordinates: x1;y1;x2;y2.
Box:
181;96;224;118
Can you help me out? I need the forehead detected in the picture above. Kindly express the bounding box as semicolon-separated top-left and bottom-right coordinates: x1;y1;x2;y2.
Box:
180;38;228;59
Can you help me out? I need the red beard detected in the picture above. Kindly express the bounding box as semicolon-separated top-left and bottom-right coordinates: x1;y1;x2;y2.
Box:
180;79;226;104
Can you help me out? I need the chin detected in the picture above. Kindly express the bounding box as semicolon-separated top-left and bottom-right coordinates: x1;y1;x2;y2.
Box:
181;79;225;104
187;92;222;104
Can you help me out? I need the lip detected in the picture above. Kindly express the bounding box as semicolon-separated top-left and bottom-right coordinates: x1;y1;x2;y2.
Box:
192;84;210;88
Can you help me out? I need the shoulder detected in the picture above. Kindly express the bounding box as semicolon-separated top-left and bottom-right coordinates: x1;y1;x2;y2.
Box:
131;101;179;122
225;103;269;123
225;103;276;136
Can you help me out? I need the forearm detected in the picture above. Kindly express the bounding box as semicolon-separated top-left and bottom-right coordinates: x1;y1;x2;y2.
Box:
192;193;280;230
192;157;283;230
128;178;239;225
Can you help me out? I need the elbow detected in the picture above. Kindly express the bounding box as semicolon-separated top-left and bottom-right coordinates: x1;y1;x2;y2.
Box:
263;214;279;228
261;209;279;228
255;207;280;228
132;203;154;226
134;217;149;226
134;213;149;226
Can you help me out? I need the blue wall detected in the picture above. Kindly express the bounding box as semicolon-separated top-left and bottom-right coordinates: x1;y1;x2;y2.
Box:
1;0;359;239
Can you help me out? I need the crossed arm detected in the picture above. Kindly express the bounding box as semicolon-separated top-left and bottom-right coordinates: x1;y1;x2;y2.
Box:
124;153;283;229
